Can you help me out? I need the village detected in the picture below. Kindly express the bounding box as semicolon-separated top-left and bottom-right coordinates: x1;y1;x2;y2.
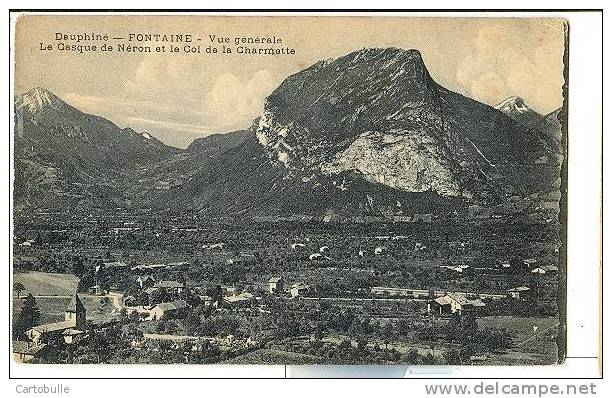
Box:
12;214;561;365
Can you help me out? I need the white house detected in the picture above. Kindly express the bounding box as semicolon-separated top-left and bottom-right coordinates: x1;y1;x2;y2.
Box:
507;286;531;299
268;277;284;294
429;293;485;315
290;283;309;298
147;300;188;320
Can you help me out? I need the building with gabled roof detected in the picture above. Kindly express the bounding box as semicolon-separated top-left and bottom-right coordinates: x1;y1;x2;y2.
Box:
290;283;309;298
26;291;86;345
147;300;188;320
268;277;284;294
137;274;156;289
429;292;485;315
12;341;56;363
507;286;531;299
154;280;184;291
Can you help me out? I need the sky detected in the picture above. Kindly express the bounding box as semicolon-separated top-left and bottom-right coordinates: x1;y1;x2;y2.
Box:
14;15;566;148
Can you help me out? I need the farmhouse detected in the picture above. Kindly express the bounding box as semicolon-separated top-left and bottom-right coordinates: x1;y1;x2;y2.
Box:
224;292;256;308
153;280;184;294
148;300;188;320
428;293;485;315
202;242;225;250
531;265;558;275
440;264;469;273
102;261;129;268
370;286;432;298
290;283;309;297
12;341;56;363
507;286;531;299
26;292;86;345
268;277;284;294
412;213;433;223
199;295;213;306
137;275;156;289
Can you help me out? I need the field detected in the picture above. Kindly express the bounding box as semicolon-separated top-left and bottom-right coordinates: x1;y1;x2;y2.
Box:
223;349;324;364
13;271;118;324
477;316;560;365
478;316;559;343
13;271;79;297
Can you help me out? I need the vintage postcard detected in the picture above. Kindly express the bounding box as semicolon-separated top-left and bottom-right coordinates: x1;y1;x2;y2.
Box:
11;14;567;366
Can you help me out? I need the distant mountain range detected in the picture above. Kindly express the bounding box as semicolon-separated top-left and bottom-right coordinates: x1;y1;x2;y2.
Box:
13;48;563;218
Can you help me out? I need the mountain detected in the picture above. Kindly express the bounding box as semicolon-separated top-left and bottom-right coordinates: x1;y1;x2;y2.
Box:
14;48;562;217
257;48;555;206
540;108;563;153
14;87;179;212
494;96;545;129
495;96;563;156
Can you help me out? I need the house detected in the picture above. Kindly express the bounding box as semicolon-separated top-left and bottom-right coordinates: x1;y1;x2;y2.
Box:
102;261;129;268
137;275;156;289
153;280;184;294
541;265;559;273
291;243;306;250
531;265;558;275
12;341;56;363
523;258;538;268
428;293;485;315
268;277;284;294
290;283;309;298
223;286;237;296
199;295;213;306
223;292;256;308
140;287;158;305
507;286;531;299
26;292;86;345
374;246;386;255
440;265;468;273
62;328;86;345
123;295;137;307
202;242;225;250
412;213;433;223
147;300;188;320
319;246;330;253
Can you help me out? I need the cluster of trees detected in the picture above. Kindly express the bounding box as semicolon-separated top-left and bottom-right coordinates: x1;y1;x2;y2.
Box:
13;293;40;340
417;313;513;362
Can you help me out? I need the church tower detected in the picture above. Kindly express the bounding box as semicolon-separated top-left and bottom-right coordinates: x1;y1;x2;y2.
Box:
65;291;86;330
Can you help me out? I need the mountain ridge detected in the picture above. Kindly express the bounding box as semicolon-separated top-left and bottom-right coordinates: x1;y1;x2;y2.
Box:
13;47;563;217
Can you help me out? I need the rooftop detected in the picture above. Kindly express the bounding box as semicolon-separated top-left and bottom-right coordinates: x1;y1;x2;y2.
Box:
154;300;187;311
30;320;76;333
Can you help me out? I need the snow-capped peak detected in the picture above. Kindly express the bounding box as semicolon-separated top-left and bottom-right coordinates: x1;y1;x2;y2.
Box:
16;87;63;113
494;96;531;114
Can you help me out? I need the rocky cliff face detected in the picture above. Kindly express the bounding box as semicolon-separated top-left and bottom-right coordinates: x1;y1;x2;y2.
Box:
320;131;461;196
256;48;552;203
